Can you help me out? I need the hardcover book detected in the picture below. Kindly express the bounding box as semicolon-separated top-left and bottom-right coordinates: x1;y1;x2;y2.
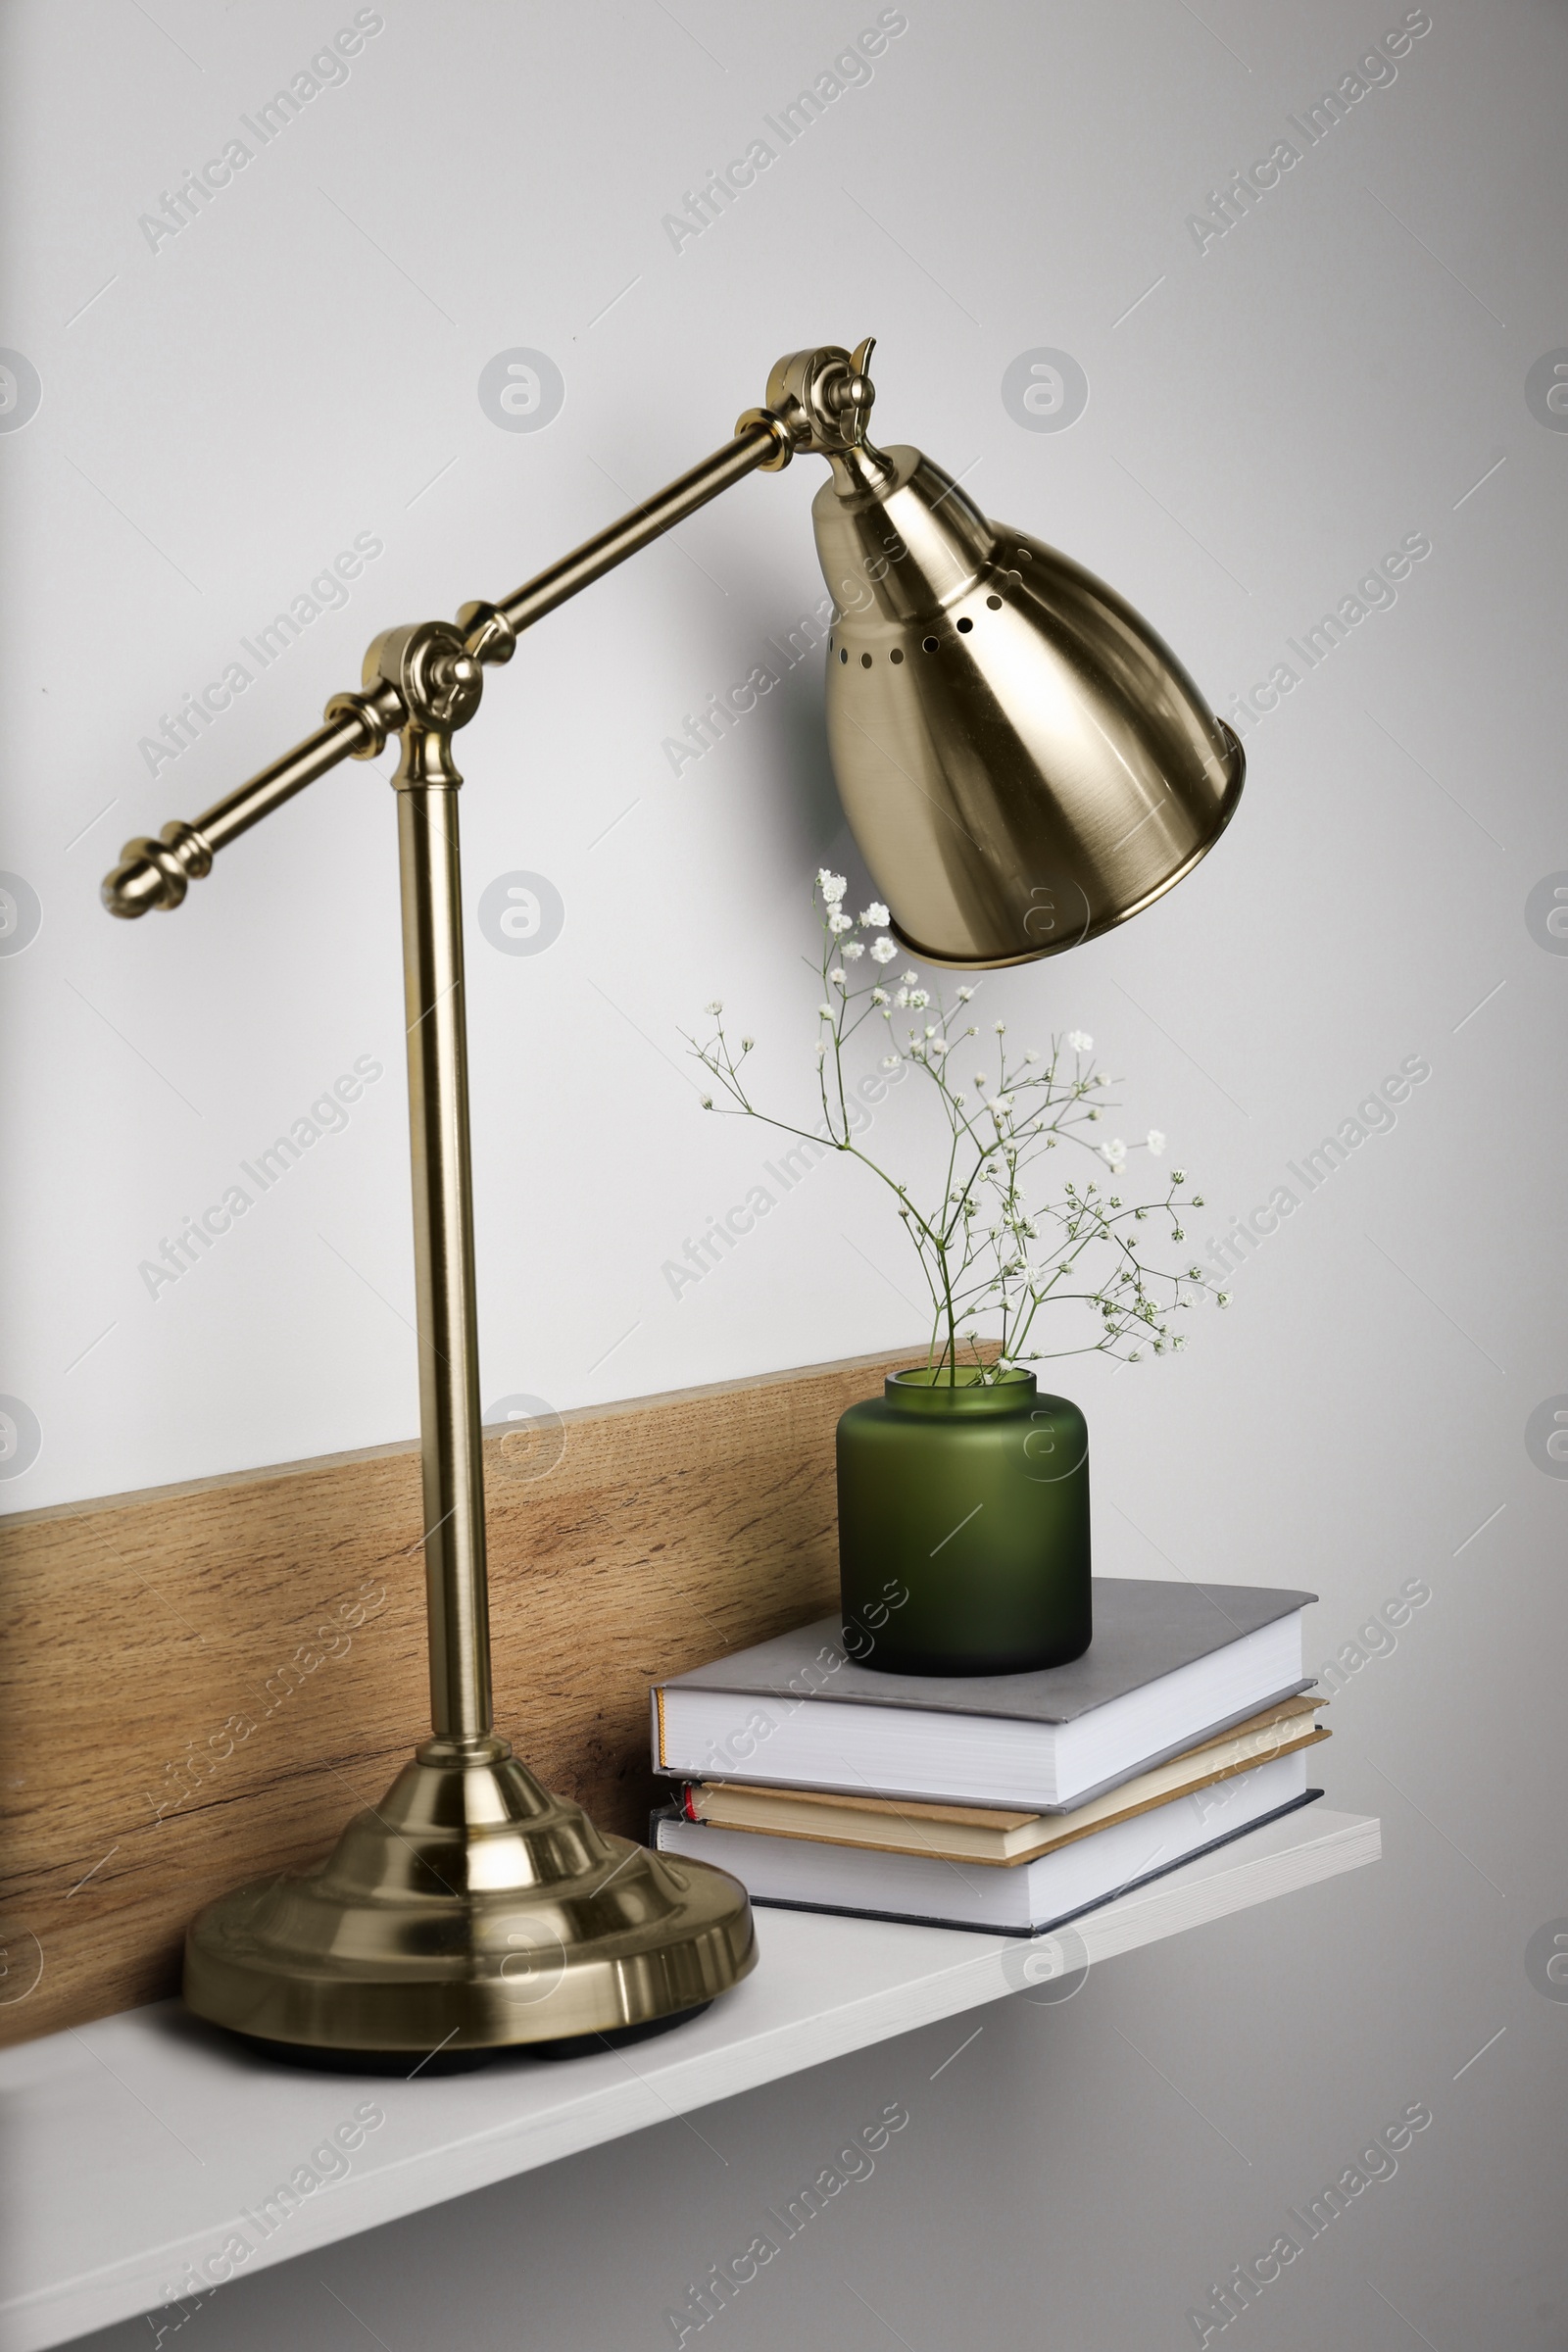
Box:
673;1696;1328;1864
652;1577;1315;1811
657;1756;1322;1935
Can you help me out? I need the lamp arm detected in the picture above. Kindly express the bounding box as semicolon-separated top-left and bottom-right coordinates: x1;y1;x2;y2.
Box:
100;403;797;917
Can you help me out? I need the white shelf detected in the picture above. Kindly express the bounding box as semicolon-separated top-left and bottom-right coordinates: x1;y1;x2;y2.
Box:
0;1807;1377;2352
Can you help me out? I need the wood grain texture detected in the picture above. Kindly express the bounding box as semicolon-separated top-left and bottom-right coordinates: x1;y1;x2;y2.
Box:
0;1346;932;2046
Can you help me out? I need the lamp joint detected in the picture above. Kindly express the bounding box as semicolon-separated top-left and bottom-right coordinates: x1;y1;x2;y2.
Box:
362;619;486;793
763;337;881;459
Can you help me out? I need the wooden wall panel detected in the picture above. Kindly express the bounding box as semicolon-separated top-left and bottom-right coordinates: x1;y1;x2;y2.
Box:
0;1347;925;2046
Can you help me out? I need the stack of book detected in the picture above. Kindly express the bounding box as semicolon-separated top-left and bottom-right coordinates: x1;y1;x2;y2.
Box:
650;1578;1326;1935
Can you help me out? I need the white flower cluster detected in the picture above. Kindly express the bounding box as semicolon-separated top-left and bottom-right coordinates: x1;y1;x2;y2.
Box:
817;870;896;966
684;873;1214;1378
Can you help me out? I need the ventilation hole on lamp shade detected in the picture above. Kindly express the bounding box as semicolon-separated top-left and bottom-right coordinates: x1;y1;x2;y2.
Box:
1015;547;1032;561
922;636;939;652
840;648;849;662
986;595;1003;610
956;616;974;633
890;648;905;663
861;652;873;667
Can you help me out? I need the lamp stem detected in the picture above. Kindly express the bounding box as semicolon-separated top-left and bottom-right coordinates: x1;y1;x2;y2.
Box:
395;761;493;1744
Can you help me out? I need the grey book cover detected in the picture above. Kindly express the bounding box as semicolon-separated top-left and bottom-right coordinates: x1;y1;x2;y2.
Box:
658;1577;1315;1726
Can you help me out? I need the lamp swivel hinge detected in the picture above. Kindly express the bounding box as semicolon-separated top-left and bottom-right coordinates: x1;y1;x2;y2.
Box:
758;338;880;461
356;620;486;793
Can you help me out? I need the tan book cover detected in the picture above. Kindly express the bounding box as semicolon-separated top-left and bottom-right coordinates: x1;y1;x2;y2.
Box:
683;1696;1328;1866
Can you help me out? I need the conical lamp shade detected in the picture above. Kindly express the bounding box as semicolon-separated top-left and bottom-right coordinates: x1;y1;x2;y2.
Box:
813;444;1244;967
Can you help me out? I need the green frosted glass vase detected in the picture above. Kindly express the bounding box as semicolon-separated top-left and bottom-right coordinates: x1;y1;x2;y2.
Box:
836;1367;1091;1676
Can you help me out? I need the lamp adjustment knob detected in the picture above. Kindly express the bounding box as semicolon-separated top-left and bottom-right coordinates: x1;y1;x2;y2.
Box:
762;339;882;459
364;620;485;735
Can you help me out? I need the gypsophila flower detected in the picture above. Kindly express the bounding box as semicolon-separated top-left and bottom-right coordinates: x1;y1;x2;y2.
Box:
1216;1292;1231;1307
705;1000;722;1015
687;873;1206;1386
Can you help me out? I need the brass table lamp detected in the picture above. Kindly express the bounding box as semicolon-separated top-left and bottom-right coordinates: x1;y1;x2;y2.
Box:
101;341;1242;2055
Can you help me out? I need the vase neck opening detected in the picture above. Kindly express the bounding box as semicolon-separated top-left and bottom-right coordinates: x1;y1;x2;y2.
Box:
884;1367;1036;1417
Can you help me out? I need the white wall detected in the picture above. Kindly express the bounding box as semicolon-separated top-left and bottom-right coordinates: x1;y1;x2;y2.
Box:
5;0;1566;2344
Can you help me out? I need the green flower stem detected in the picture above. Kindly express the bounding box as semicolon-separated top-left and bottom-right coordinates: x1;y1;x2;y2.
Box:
684;879;1219;1379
